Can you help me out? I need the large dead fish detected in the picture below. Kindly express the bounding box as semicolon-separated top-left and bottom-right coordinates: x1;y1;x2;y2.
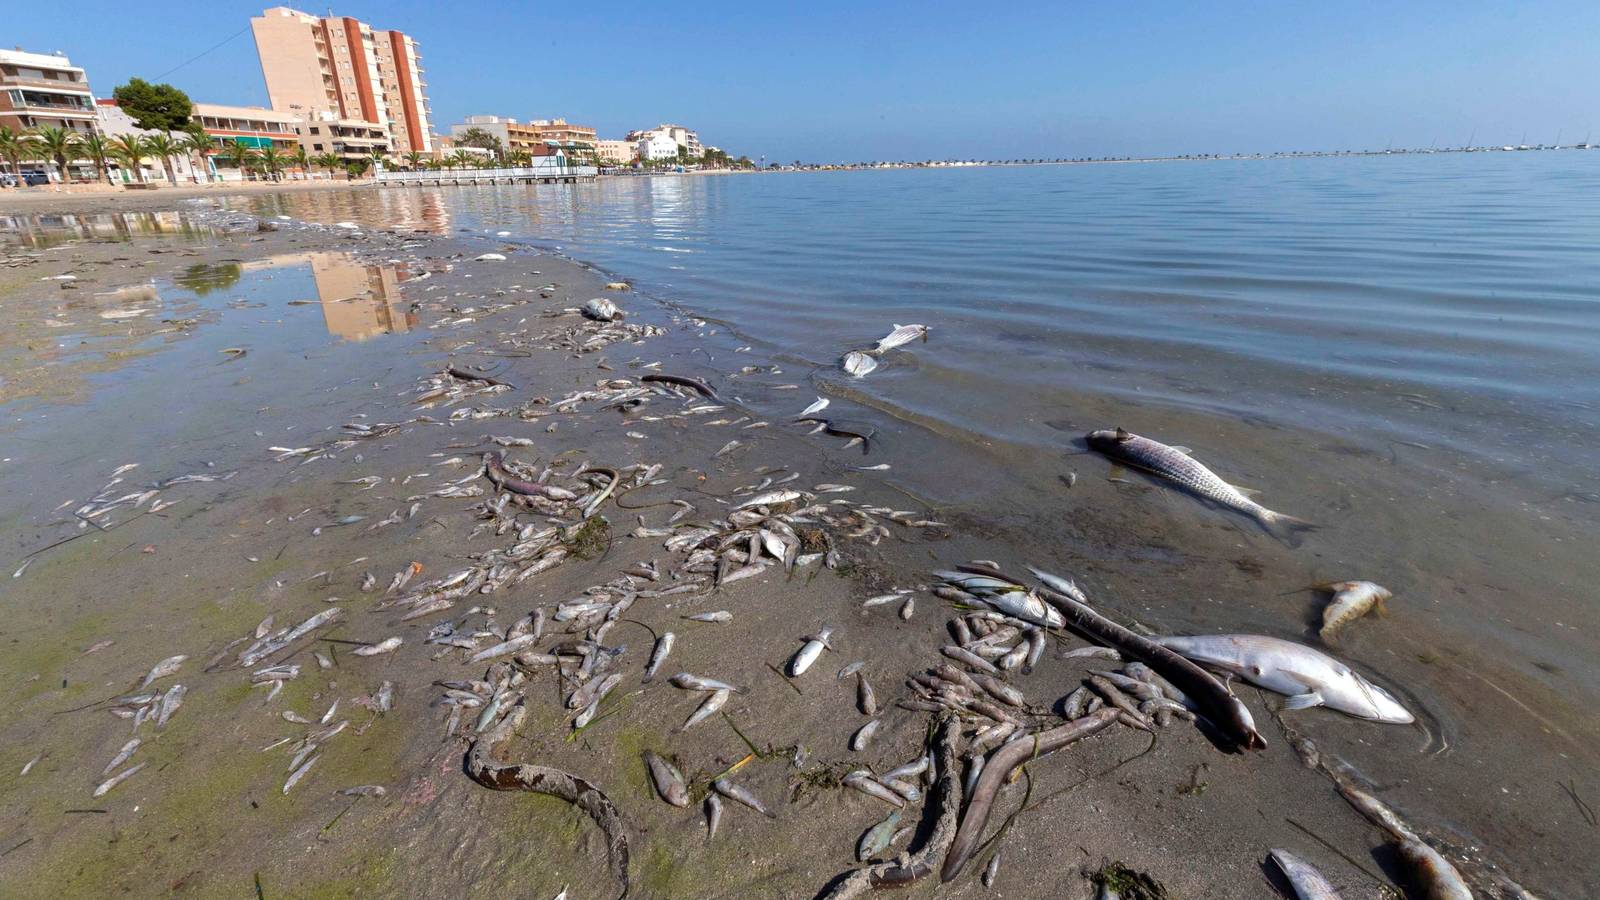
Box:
841;351;878;377
1268;849;1343;900
871;323;929;354
1085;427;1313;541
1157;634;1413;723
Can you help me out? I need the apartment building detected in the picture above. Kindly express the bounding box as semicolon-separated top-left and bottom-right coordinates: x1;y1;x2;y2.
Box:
627;123;701;157
0;48;96;134
250;6;432;154
636;132;679;161
192;103;301;153
294;112;389;161
526;118;596;150
596;139;636;165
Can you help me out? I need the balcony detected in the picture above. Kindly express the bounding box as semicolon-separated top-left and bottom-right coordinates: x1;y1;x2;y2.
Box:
0;74;89;92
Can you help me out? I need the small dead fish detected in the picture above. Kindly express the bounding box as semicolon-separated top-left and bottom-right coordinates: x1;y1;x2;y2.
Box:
735;489;805;509
643;751;690;807
788;627;834;676
843;770;905;807
714;440;742;458
352;637;402;656
705;793;723;839
338;784;387;797
683;688;730;730
1320;580;1392;643
93;762;146;797
139;654;186;688
797;397;829;418
469;633;539;663
857;673;878;715
283;754;320;793
899;597;915;620
642;632;675;683
872;323;929;354
1267;849;1342;900
102;738;141;776
849;719;880;751
684;611;732;624
857;809;903;861
983;850;1003;887
842;351;878;377
156;684;186;728
669;673;742;693
837;661;866;679
713;778;777;818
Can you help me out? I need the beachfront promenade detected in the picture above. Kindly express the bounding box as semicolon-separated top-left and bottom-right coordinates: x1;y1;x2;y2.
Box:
376;162;599;187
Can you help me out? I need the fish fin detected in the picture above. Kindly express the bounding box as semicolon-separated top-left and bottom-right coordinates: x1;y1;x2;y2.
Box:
1171;445;1192;455
1232;483;1261;497
1283;691;1323;710
1375;596;1391;617
1262;511;1318;547
1113;427;1131;442
1105;463;1129;484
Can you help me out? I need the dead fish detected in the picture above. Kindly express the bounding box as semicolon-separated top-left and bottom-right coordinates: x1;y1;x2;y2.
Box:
139;655;186;688
93;762;146;797
1320;580;1392;643
684;611;732;624
838;661;865;679
470;633;539;663
339;784;387;797
1158;634;1413;723
798;397;829;418
841;351;878;377
735;489;805;509
849;719;880;751
683;688;731;730
788;626;834;676
871;323;929;354
857;673;878;715
644;751;690;807
669;673;742;693
843;770;905;807
582;297;621;321
1267;849;1343;900
352;637;402;656
713;778;777;818
156;684;186;728
714;439;742;458
21;753;42;776
857;809;903;861
283;754;320;793
642;632;675;683
1085;428;1314;540
102;738;141;776
983;850;1003;888
899;597;915;621
705;793;723;839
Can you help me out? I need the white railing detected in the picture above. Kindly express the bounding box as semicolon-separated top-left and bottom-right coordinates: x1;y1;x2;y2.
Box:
376;162;598;183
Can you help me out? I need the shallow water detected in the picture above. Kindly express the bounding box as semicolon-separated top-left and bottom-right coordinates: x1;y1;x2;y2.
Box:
221;161;1600;891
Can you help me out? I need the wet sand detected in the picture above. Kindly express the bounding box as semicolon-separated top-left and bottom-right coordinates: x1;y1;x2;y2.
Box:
0;192;1588;899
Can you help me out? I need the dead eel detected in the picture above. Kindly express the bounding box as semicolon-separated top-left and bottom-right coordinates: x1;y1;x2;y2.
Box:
940;708;1119;882
466;700;630;898
641;373;720;401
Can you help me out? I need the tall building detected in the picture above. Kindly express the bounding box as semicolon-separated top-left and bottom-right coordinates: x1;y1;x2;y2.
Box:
450;115;596;157
627;124;702;158
0;48;96;134
249;6;432;154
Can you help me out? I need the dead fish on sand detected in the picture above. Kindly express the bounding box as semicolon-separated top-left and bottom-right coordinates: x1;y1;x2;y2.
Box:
713;778;777;817
797;396;829;418
352;636;403;656
1319;580;1392;643
857;809;903;860
581;298;622;322
1085;427;1314;541
684;610;732;624
682;688;730;729
93;762;146;797
788;626;833;676
1157;634;1413;723
1267;849;1343;900
139;654;186;687
643;752;690;806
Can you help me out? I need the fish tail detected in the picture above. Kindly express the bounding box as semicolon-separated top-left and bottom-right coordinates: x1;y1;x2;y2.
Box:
1261;510;1317;546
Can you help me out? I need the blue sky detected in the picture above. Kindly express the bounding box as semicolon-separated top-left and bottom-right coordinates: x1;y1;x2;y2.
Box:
15;2;1600;161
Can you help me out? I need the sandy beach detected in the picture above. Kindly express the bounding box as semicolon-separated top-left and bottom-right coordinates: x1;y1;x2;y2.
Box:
0;188;1572;899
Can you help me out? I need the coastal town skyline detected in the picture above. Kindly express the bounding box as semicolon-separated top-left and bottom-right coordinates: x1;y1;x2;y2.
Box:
9;1;1599;163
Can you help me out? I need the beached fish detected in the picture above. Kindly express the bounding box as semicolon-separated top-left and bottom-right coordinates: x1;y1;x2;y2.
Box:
339;784;387;797
1157;634;1413;723
642;633;675;683
669;673;743;693
735;489;805;509
713;778;777;818
643;751;690;807
156;684;186;728
797;397;830;418
1338;786;1470;900
93;762;146;797
1085;428;1313;539
283;754;320;793
857;810;903;861
857;673;878;715
849;719;880;751
139;655;186;688
582;298;621;321
841;351;878;377
684;611;732;624
1267;849;1343;900
838;661;865;679
353;636;402;656
102;738;141;776
871;323;929;354
705;794;723;839
788;627;833;676
1320;581;1392;642
843;770;905;807
470;634;540;663
683;689;730;730
983;850;1003;888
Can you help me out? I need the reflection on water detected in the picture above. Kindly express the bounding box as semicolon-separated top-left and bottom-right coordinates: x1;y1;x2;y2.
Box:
0;211;217;247
235;189;457;235
243;252;416;341
174;263;243;296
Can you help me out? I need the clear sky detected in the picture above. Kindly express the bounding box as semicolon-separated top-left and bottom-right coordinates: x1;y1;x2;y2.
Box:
13;1;1599;161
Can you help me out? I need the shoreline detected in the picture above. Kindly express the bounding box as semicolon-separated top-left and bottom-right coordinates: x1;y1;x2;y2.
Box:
0;196;1577;898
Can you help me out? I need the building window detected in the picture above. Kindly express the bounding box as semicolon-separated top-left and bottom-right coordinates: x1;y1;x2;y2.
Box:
313;144;324;151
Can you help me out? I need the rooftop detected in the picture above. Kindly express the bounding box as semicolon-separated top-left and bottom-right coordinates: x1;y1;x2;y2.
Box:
0;48;84;72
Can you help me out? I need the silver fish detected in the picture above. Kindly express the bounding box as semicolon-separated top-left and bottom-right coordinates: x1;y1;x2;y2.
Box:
642;632;675;683
470;633;539;663
139;654;186;688
837;661;865;679
283;754;320;793
713;778;777;817
843;770;905;807
1267;849;1343;900
156;684;186;728
352;636;402;656
841;351;878;377
871;323;929;354
983;850;1002;888
644;751;690;807
705;793;723;839
735;489;805;509
684;610;732;623
797;396;830;418
1158;634;1413;723
788;627;833;676
1086;428;1313;538
683;688;730;729
1320;580;1392;643
670;673;742;693
857;673;878;715
849;719;880;751
339;784;387;797
102;738;141;776
93;762;146;797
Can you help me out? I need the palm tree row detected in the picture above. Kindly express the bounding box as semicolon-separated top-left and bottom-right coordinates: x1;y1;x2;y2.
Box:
0;123;337;187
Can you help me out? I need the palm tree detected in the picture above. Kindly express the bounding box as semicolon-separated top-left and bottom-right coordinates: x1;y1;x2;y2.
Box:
290;145;310;180
0;126;35;187
180;128;216;183
403;150;424;171
438;155;457;172
31;126;81;183
217;139;256;180
144;133;181;186
109;134;149;184
257;145;288;182
366;150;387;174
78;132;114;184
312;152;342;180
507;150;531;168
452;150;474;170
